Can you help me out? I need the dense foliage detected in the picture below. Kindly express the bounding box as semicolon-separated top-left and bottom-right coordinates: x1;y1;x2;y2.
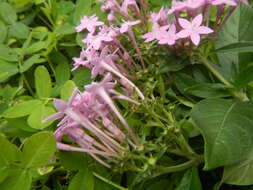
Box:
1;0;253;190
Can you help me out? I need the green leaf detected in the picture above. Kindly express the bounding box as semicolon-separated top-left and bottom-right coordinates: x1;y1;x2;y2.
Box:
59;151;87;171
3;100;42;118
175;167;202;190
9;0;33;8
9;22;30;39
0;2;17;24
73;0;92;24
0;45;19;62
7;118;37;132
216;4;253;80
0;167;9;183
191;99;253;170
61;80;76;101
68;168;94;190
233;64;253;87
215;41;253;53
0;21;7;43
0;134;21;168
56;1;75;15
23;41;47;55
223;151;253;186
174;73;229;98
21;131;56;168
72;68;92;87
35;66;52;98
55;62;70;85
20;54;45;73
0;60;18;83
27;105;55;129
54;23;75;35
0;169;32;190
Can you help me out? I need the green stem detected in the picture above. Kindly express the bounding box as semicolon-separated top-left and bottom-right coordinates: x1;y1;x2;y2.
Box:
22;74;35;96
93;172;128;190
201;56;232;87
152;159;198;178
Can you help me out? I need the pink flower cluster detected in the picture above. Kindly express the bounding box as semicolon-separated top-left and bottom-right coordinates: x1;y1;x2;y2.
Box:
45;74;141;168
143;0;248;46
45;0;147;167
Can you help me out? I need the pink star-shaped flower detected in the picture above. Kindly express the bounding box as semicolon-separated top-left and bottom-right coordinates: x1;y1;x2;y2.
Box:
120;20;141;33
158;24;178;45
212;0;237;6
75;15;104;33
121;0;139;16
149;7;168;25
177;14;213;46
143;25;170;42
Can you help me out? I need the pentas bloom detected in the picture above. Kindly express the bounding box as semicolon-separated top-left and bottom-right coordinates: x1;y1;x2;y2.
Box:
45;74;141;168
212;0;237;6
177;14;213;45
158;24;178;45
75;15;104;33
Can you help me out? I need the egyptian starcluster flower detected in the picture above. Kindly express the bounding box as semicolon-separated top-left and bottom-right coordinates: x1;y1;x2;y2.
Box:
143;0;249;47
45;1;147;167
45;73;141;168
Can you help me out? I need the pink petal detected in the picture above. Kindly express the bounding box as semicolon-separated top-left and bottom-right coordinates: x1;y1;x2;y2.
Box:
54;99;67;111
178;18;192;29
192;14;203;27
198;26;213;34
190;33;200;45
120;24;128;33
177;29;191;38
169;24;176;34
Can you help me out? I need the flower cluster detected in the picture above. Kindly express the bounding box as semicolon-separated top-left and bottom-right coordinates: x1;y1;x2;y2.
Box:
45;0;146;167
143;0;248;46
45;74;141;168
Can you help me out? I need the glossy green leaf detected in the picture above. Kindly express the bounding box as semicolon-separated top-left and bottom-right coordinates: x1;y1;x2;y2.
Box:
9;22;30;39
191;98;253;170
0;2;17;24
27;105;55;129
54;23;75;35
55;62;70;85
21;131;56;168
60;80;76;101
0;167;9;183
68;169;94;190
23;41;47;55
215;41;253;53
0;134;21;168
0;21;7;43
223;152;253;186
72;68;92;87
35;66;52;98
9;0;33;8
0;169;32;190
3;100;42;118
175;167;202;190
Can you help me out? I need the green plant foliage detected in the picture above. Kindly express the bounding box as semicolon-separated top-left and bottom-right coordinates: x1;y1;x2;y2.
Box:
191;99;253;170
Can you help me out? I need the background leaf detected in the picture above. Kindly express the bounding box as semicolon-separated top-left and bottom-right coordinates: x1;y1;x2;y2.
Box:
191;98;253;170
21;131;56;168
68;168;94;190
35;66;52;98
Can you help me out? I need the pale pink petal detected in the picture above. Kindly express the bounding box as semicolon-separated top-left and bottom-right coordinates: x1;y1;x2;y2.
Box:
177;29;191;38
198;26;213;34
192;14;203;27
169;24;176;33
120;24;128;33
190;33;200;45
178;18;192;29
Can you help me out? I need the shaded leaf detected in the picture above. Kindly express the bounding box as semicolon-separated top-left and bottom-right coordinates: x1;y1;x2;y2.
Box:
55;62;70;85
68;168;94;190
215;41;253;53
0;21;7;43
191;99;253;169
223;151;253;185
9;22;30;39
0;2;17;24
61;80;76;101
